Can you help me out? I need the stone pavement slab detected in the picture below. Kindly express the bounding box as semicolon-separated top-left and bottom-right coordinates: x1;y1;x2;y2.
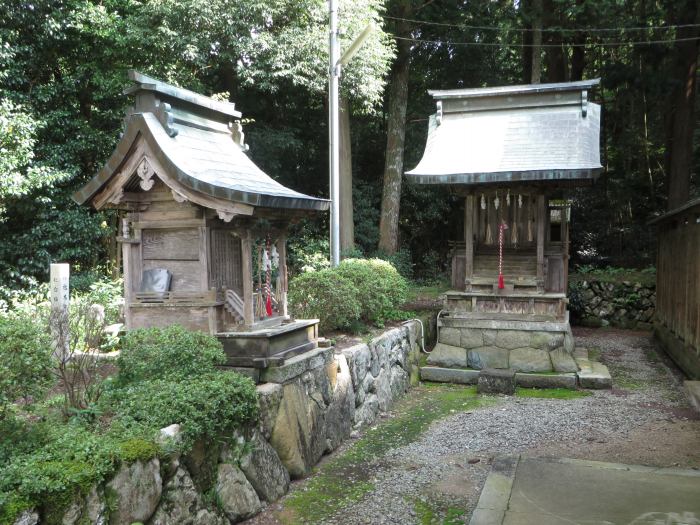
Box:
471;456;700;525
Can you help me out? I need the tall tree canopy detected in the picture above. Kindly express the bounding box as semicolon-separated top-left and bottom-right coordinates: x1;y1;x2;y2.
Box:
0;0;697;293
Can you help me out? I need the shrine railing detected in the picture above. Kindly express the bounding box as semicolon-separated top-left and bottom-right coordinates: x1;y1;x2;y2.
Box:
133;289;217;304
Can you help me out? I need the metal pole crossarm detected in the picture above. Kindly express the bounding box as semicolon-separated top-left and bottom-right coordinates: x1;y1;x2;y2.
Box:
338;24;374;67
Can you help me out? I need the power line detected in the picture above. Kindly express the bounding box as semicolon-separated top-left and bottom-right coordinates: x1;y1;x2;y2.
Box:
383;14;700;34
391;34;700;48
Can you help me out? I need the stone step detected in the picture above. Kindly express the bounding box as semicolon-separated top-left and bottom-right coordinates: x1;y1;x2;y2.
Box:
420;366;479;385
516;372;577;389
578;361;612;389
684;381;700;413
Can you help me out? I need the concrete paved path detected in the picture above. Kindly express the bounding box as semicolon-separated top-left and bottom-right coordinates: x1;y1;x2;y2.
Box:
471;456;700;525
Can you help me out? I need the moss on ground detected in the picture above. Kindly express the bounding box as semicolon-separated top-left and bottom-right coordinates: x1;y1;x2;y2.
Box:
413;497;468;525
515;387;591;399
279;384;491;524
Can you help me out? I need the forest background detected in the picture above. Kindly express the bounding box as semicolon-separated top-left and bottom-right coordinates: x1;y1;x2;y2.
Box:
0;0;698;298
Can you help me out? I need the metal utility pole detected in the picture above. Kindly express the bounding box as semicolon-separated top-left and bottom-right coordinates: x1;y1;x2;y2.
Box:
328;0;372;267
328;0;341;267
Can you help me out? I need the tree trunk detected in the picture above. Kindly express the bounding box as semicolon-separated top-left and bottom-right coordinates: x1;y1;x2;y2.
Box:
665;0;700;210
378;22;410;254
543;0;567;83
339;96;354;252
530;0;542;84
569;0;586;81
521;0;533;83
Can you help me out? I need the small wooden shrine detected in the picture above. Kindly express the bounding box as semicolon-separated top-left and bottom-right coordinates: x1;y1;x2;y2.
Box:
407;80;602;374
74;71;329;368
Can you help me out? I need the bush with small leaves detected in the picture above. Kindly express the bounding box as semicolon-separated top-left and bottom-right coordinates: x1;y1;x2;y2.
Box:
288;269;362;332
335;258;409;326
0;314;52;419
116;325;226;384
104;372;259;447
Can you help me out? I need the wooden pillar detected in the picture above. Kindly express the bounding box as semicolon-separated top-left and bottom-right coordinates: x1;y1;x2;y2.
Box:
562;204;569;293
277;234;288;317
464;194;474;291
199;226;209;291
536;194;546;292
121;218;133;330
241;231;254;327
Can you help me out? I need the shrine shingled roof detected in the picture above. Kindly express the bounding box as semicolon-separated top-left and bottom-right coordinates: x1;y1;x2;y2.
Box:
73;71;329;211
406;79;602;186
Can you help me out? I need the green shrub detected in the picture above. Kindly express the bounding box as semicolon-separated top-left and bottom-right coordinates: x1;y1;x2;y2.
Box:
0;421;122;524
105;372;259;447
335;258;409;326
375;248;414;280
117;325;226;384
288;269;361;332
0;314;52;419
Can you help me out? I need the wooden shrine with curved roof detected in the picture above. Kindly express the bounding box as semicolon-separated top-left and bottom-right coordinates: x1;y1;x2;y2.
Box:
75;71;329;369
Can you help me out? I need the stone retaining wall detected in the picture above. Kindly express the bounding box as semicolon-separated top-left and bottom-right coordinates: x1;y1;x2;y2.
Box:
16;322;423;525
570;279;655;330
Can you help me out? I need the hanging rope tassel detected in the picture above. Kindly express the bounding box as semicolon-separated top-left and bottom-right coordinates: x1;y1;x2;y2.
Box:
498;222;509;289
265;235;273;316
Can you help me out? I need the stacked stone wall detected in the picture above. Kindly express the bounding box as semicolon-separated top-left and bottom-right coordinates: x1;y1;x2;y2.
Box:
570;279;655;330
16;321;423;525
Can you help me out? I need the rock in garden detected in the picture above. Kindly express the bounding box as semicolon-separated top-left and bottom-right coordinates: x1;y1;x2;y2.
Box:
105;458;162;525
240;431;291;502
216;463;262;523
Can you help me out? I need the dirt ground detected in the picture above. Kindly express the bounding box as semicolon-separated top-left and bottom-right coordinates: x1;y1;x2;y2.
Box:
247;327;700;525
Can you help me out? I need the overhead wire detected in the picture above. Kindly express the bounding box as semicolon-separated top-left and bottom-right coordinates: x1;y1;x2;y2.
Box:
382;14;700;34
389;34;700;48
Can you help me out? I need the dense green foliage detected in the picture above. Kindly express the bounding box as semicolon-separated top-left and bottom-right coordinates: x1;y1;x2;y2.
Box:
288;258;408;331
104;373;259;448
335;258;408;324
0;315;52;419
0;324;258;523
0;0;392;295
288;268;363;332
117;325;226;384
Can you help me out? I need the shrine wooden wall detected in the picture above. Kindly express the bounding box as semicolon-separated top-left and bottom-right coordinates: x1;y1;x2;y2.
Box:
654;200;700;379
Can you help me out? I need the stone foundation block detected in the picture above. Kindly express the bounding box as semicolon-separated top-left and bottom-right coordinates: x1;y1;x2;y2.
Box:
496;330;532;350
515;372;577;389
427;343;467;368
421;366;479;384
509;347;553;372
578;362;612;389
550;347;579;373
461;329;484;349
478;368;516;395
438;327;462;347
468;346;509;369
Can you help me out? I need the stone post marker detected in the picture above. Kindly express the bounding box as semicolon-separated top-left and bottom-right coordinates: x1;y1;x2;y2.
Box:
50;263;70;359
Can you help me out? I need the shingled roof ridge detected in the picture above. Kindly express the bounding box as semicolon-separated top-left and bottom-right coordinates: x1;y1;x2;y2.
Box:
125;70;242;119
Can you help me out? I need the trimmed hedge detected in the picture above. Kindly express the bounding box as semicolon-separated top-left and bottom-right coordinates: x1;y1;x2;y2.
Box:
288;258;409;332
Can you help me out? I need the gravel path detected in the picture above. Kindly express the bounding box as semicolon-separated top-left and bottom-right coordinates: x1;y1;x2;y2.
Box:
249;328;700;525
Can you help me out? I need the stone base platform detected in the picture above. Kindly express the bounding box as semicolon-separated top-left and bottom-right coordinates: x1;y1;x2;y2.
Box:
217;319;320;370
421;345;611;390
421;366;578;389
429;315;577;373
